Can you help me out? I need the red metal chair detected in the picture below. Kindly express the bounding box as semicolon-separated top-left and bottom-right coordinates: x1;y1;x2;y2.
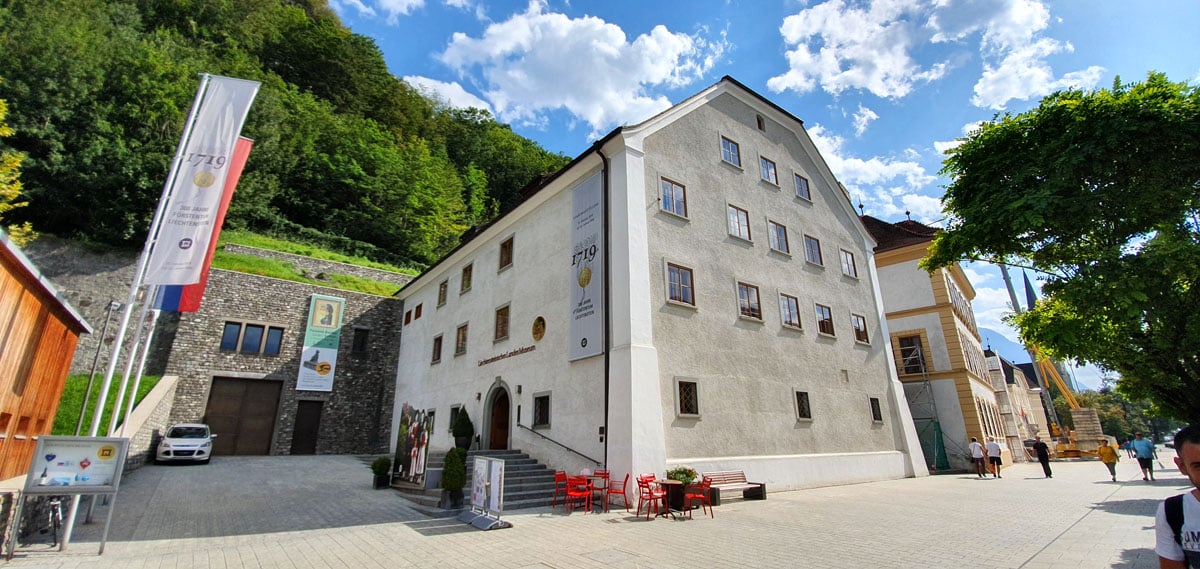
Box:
636;475;665;519
684;476;714;519
551;470;567;508
591;470;610;511
565;475;592;513
605;473;631;512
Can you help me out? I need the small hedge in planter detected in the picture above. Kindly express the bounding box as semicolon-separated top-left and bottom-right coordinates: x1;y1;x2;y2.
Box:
452;409;474;449
441;447;468;508
370;456;392;489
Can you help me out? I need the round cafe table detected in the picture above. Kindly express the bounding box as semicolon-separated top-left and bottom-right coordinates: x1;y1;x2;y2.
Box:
654;479;683;518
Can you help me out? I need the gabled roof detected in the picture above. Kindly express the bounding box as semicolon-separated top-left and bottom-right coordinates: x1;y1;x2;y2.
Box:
1015;362;1042;389
860;215;938;253
1;230;91;333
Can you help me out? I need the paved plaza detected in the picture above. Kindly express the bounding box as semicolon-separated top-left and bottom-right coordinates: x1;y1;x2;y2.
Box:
5;450;1188;568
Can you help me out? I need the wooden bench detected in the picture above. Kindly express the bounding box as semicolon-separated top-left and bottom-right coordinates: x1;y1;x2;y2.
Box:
702;470;765;506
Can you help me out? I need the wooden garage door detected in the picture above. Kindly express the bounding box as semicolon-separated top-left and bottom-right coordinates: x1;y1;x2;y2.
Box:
206;378;281;456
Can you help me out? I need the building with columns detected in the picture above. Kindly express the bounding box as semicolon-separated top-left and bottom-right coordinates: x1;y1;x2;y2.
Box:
393;77;927;491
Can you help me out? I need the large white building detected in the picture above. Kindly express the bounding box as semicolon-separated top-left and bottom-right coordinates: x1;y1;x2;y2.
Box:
392;77;926;492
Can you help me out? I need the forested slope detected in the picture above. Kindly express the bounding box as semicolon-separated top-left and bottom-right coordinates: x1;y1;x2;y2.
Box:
0;0;569;268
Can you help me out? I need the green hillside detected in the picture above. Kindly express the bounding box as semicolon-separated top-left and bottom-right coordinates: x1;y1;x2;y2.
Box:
0;0;569;269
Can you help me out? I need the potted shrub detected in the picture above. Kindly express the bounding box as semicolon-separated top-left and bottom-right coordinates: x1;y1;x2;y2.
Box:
452;409;474;450
370;456;392;489
441;447;468;508
665;466;699;511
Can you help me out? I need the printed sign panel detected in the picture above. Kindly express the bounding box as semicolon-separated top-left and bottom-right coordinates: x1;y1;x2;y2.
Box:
23;437;130;495
569;172;604;361
297;294;344;391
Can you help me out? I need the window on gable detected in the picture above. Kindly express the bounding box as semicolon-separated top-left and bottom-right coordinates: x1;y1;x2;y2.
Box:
768;220;789;254
728;204;751;241
660;177;687;217
760;157;778;185
870;397;883;422
840;249;858;278
780;293;801;329
431;334;443;364
815;304;835;335
460;264;473;293
499;237;514;270
804;235;823;265
455;323;469;356
438;280;448;306
721;136;741;167
667;263;695;306
677;379;699;416
220;321;284;355
851;313;869;343
737;282;762;320
494;305;510;341
796;391;812;419
533;393;551;427
794;174;811;200
414;303;422;320
405;310;412;325
756;114;765;131
898;335;926;374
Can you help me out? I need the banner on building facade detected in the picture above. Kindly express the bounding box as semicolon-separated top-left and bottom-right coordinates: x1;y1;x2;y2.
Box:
296;294;344;391
145;75;260;285
568;172;604;362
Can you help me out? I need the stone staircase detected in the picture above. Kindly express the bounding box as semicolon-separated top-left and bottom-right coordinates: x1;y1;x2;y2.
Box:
464;449;556;511
389;448;556;512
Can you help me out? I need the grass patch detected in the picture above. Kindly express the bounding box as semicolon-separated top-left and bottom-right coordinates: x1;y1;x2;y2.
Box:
220;230;419;275
211;252;402;296
53;374;162;436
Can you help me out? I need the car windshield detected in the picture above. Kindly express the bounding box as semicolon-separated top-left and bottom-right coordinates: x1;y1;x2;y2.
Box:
167;426;209;439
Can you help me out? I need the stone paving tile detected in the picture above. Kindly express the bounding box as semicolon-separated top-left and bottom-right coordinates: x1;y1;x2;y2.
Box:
2;451;1189;568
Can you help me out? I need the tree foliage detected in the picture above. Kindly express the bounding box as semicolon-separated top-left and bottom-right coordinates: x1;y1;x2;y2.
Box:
0;92;35;245
923;73;1200;421
0;0;568;266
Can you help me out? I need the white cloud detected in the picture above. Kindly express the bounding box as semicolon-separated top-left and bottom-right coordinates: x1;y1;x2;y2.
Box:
329;0;377;18
852;104;878;136
769;0;1105;109
806;124;939;220
438;0;728;138
403;76;493;112
376;0;425;23
933;120;985;153
768;0;948;98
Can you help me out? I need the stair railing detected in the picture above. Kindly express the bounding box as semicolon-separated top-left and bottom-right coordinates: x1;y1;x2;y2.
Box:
516;423;602;467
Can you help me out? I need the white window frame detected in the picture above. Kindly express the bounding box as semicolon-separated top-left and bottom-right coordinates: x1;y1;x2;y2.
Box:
804;234;823;266
455;323;469;356
815;303;835;336
840;249;858;278
431;334;443;364
851;313;870;344
779;293;802;329
532;392;551;428
720;136;741;168
794;173;811;201
795;390;813;420
675;377;700;418
737;281;763;321
767;220;790;255
660;177;688;218
728;204;752;241
494;304;510;342
760;156;778;185
665;261;696;307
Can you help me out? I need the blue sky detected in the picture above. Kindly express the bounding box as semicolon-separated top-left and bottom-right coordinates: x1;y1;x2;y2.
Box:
329;0;1200;389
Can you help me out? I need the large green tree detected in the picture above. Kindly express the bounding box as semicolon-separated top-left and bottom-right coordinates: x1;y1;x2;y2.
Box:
923;73;1200;421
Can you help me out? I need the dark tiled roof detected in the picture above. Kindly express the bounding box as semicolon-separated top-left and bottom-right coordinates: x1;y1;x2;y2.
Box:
1015;363;1042;389
859;215;938;253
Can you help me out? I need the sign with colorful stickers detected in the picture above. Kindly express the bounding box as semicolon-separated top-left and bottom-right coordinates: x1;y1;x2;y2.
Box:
23;436;130;495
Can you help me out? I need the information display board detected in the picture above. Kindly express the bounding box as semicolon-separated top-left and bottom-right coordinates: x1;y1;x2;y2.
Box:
22;436;130;495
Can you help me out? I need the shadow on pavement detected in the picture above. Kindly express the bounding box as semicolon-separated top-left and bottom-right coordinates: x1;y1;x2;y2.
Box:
1110;547;1159;568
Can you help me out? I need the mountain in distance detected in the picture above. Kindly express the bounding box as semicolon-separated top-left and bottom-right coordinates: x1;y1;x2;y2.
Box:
979;327;1031;365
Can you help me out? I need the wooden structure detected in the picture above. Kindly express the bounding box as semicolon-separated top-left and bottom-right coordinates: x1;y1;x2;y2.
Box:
0;230;90;481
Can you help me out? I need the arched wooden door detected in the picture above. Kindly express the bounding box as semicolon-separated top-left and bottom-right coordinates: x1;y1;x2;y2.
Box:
488;389;510;450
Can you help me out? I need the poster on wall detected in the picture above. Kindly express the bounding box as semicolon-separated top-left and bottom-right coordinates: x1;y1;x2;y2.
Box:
569;172;604;361
23;437;130;495
297;294;344;391
394;404;432;487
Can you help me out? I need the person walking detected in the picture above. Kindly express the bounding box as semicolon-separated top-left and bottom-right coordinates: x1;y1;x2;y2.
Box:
1032;436;1052;478
1155;424;1199;568
969;437;987;478
1098;438;1120;482
986;436;1004;478
1132;431;1158;481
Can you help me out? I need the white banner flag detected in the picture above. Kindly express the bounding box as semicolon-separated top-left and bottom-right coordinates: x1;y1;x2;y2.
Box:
569;172;604;361
144;75;259;285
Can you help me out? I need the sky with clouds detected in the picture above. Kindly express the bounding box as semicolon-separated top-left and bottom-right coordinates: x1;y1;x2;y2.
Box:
331;0;1200;389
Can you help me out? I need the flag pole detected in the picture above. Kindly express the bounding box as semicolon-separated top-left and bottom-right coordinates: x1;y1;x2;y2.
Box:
60;73;213;551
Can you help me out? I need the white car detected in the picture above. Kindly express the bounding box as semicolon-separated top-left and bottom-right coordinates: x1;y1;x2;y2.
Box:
156;423;216;464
